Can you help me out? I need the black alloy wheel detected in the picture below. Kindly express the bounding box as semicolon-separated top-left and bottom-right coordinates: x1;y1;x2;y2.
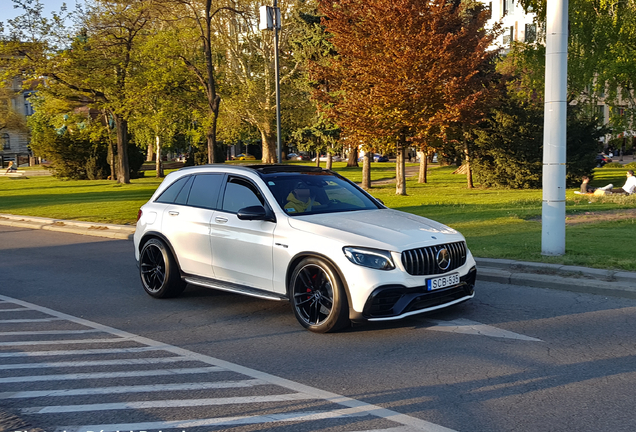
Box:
290;257;349;333
139;238;186;298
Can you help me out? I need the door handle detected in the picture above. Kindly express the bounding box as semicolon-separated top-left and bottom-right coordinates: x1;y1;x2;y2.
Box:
168;211;179;216
215;217;228;224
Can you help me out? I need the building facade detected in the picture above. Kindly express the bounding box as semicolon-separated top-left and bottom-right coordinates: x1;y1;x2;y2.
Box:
1;76;32;168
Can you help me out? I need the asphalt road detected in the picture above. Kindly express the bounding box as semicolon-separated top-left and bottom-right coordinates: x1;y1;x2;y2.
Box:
1;225;636;432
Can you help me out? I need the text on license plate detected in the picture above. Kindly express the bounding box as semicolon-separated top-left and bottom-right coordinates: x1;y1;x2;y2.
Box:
427;273;460;291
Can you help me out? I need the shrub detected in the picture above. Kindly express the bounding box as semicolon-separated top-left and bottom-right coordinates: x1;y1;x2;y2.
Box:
473;100;605;188
625;162;636;170
86;154;109;180
603;162;624;168
127;144;146;179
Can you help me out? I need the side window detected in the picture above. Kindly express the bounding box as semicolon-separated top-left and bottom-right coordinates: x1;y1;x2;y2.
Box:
221;177;265;213
187;174;224;209
174;176;194;205
155;176;190;204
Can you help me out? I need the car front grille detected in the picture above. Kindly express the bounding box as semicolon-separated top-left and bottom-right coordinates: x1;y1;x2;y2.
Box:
362;267;477;319
401;241;467;276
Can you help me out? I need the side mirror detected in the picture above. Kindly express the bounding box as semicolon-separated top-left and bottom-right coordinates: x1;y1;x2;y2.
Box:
237;205;275;222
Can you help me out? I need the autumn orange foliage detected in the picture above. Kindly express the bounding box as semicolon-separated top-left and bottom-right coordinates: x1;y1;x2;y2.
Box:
311;0;500;189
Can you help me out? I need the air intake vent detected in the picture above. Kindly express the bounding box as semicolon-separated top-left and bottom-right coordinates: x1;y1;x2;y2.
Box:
401;242;467;276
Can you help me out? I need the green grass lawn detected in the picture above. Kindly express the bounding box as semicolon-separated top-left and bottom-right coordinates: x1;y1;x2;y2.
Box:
1;163;635;271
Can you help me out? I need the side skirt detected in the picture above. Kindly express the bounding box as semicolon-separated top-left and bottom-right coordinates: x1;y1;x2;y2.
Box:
184;276;288;302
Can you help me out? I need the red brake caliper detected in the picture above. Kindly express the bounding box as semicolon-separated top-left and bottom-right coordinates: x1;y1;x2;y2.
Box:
308;273;317;293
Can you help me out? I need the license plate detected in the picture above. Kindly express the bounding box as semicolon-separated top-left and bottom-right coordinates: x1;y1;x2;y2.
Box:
427;273;460;291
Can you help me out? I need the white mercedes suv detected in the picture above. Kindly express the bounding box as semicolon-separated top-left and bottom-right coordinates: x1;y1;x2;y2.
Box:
134;165;476;332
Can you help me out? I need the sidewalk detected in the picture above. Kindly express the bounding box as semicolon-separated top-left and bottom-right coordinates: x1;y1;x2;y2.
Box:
1;213;635;299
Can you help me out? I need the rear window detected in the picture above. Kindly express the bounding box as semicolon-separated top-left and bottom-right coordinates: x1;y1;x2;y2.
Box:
155;176;190;204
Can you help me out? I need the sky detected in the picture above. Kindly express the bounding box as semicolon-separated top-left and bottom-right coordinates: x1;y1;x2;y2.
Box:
1;0;77;24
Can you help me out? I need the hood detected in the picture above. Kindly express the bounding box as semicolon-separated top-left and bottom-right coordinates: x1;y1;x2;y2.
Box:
287;209;463;250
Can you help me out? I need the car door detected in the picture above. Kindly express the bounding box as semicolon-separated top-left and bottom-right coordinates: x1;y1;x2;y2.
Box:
161;174;223;278
210;176;275;291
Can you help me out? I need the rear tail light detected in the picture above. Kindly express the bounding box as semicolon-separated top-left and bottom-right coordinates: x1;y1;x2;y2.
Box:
137;209;143;221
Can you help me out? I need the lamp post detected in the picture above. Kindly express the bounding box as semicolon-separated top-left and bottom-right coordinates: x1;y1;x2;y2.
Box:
541;0;568;256
260;2;282;164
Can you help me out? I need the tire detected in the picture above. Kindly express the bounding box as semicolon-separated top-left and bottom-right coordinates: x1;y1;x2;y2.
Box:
290;257;350;333
139;238;186;298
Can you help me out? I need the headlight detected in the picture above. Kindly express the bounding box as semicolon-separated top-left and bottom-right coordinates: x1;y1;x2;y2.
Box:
343;247;395;270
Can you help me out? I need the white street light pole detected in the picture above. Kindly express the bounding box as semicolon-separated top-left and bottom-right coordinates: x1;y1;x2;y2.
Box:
260;2;282;164
542;0;568;256
273;0;282;164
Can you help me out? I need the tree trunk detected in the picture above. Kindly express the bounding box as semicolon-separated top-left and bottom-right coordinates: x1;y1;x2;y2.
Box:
621;136;626;161
104;111;116;181
107;139;116;181
326;153;333;170
361;152;371;189
206;127;216;164
146;144;154;162
417;145;428;183
463;133;474;189
260;126;277;164
396;142;406;195
155;135;163;178
113;113;130;184
347;145;359;167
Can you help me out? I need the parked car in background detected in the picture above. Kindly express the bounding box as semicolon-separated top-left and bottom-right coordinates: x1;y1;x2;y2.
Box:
358;154;389;162
233;154;256;161
287;152;310;161
312;155;343;162
134;165;477;333
287;153;309;161
596;153;612;167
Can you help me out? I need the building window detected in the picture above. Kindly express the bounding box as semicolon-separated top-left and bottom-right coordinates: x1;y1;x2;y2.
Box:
502;26;514;46
25;99;34;116
525;23;536;43
1;133;9;150
595;105;605;123
503;0;514;16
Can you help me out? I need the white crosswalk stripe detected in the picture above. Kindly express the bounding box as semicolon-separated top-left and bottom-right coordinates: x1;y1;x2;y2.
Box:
22;393;316;414
0;337;132;346
0;366;225;383
0;356;198;370
0;379;267;399
0;317;63;323
0;294;457;432
55;408;373;432
0;346;163;357
0;329;102;336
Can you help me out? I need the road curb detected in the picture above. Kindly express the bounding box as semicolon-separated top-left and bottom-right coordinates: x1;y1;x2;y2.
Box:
0;213;135;240
1;213;635;298
475;258;636;299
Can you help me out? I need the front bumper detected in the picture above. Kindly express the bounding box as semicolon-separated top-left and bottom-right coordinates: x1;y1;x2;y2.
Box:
351;266;476;322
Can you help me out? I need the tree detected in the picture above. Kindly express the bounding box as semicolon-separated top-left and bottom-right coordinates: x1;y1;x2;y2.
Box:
129;29;197;177
289;2;353;167
312;0;499;194
0;87;28;133
472;93;606;188
158;0;248;164
517;0;636;129
292;114;339;168
212;0;309;163
1;0;157;184
27;94;111;179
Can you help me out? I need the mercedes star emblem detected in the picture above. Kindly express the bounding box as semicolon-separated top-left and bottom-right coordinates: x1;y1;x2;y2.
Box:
436;248;451;270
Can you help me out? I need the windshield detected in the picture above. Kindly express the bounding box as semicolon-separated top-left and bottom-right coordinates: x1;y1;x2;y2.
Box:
262;172;382;216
